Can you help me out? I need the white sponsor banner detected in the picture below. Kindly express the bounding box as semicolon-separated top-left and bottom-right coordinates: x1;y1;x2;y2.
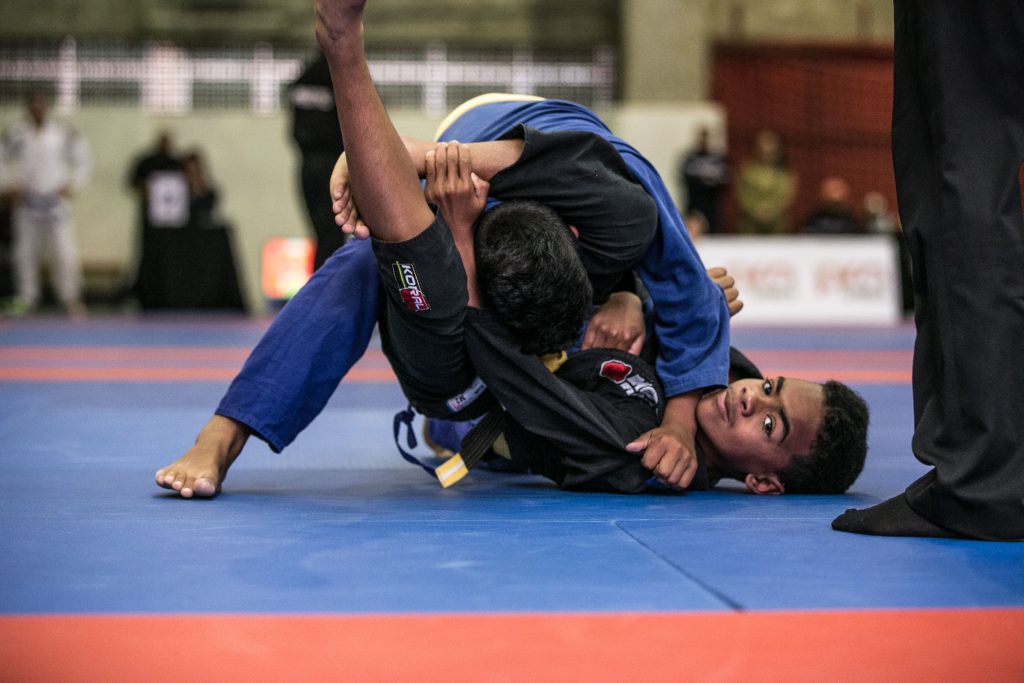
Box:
696;235;901;325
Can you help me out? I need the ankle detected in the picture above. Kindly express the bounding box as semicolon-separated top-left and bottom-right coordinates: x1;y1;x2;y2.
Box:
199;415;250;456
319;26;364;62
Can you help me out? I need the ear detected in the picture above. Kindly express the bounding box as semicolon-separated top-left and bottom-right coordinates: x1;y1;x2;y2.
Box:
744;473;785;496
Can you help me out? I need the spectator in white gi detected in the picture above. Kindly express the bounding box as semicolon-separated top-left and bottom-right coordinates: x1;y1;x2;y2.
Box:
0;91;91;316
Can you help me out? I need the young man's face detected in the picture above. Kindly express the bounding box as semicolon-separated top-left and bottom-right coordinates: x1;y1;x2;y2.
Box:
696;377;824;483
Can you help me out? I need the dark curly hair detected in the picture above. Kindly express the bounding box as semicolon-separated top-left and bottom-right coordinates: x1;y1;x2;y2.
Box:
779;380;869;494
475;200;592;355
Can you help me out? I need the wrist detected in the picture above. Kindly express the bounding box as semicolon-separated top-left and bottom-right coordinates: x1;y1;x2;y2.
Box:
659;415;697;438
321;33;365;73
661;391;702;435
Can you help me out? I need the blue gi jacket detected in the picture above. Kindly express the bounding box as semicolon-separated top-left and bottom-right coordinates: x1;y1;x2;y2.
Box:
439;99;730;397
217;98;729;451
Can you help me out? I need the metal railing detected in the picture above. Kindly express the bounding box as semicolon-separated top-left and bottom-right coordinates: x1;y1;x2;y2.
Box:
0;37;616;116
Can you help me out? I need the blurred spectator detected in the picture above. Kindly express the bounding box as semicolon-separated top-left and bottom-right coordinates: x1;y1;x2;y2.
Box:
128;130;188;231
126;131;188;302
861;190;898;234
735;129;797;234
132;143;243;311
182;150;222;230
802;176;860;234
677;127;729;233
0;189;13;302
0;91;91;316
288;51;347;270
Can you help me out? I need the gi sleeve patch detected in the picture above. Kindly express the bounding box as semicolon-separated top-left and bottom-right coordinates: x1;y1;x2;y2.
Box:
445;376;487;413
392;261;431;312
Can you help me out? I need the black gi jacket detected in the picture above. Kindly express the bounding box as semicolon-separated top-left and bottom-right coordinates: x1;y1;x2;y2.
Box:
464;308;762;493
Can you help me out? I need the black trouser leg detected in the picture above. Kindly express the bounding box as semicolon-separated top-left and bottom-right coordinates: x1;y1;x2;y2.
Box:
894;0;1024;539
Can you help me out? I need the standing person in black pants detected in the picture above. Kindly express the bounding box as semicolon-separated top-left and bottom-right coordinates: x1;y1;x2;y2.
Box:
288;51;347;270
833;1;1024;540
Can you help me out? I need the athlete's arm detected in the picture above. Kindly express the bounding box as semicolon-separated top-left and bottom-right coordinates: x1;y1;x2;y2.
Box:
330;137;522;239
593;264;741;489
627;391;701;490
582;291;646;355
403;135;523;181
581;265;743;355
424;141;490;307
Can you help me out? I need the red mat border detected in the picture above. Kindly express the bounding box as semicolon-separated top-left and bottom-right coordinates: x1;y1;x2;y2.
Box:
2;608;1021;682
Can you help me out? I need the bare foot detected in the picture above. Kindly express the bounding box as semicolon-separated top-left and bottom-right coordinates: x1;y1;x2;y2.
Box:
155;415;249;499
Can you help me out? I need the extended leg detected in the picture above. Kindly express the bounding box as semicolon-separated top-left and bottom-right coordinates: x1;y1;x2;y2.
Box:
155;239;379;497
314;0;433;241
315;1;491;421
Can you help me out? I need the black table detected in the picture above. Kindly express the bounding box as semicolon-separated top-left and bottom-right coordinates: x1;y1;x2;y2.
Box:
134;227;245;310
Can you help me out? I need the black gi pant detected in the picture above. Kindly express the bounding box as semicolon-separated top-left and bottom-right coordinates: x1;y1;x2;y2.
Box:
893;0;1024;539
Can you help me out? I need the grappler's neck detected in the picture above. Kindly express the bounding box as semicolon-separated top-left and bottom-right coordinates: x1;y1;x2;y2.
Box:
696;429;730;487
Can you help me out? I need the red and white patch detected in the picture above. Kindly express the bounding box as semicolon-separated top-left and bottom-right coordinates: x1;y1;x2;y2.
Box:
599;360;632;384
599;359;659;407
392;261;430;312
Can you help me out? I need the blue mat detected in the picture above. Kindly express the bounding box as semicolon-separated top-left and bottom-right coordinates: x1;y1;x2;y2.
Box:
1;317;1022;616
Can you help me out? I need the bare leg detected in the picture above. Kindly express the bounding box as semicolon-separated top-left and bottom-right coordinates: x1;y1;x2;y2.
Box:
154;3;422;500
314;0;434;241
154;415;249;498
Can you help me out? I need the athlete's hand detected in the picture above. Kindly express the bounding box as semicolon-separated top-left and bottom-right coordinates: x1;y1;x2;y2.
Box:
425;141;489;240
626;424;698;490
582;291;645;354
707;266;743;317
330;152;370;240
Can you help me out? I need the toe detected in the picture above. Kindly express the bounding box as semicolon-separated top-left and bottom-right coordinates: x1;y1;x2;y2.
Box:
182;474;200;498
193;478;218;498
